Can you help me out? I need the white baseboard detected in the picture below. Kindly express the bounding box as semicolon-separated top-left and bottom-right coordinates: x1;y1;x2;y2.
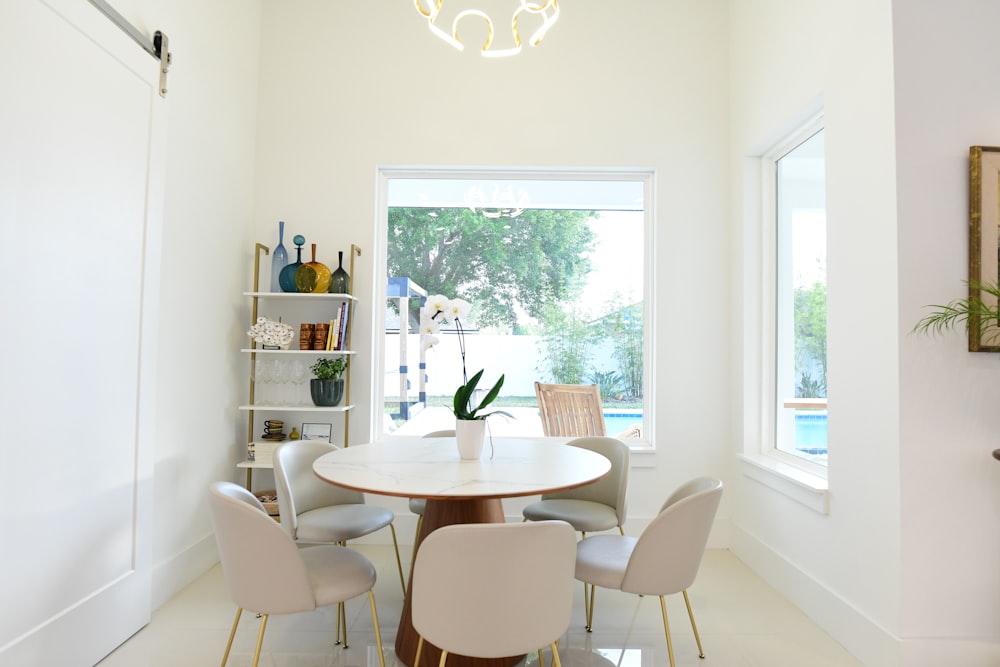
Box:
730;523;897;666
151;533;220;610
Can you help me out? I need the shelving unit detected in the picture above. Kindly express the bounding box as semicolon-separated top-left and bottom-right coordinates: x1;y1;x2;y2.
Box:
237;243;361;489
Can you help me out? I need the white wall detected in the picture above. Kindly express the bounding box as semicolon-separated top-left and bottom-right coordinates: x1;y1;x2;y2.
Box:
251;1;731;527
730;0;1000;665
893;1;1000;663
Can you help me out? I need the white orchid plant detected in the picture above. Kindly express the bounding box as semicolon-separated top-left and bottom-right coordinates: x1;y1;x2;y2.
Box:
421;294;510;421
248;316;295;348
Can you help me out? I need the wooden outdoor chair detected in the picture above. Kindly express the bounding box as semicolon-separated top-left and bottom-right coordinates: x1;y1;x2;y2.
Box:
535;382;608;437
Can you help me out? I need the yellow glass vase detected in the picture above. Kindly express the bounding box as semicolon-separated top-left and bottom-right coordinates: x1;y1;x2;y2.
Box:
294;243;331;293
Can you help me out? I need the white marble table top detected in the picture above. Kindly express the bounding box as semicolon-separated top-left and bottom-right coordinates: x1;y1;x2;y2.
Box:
312;437;612;500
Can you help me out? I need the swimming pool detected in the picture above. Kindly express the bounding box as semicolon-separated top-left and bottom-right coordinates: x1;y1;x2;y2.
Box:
604;411;643;434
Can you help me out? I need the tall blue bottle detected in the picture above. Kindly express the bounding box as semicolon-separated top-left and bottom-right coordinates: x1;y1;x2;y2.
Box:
270;221;289;292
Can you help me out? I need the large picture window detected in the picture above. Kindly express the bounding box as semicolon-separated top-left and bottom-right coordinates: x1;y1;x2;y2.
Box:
376;170;652;442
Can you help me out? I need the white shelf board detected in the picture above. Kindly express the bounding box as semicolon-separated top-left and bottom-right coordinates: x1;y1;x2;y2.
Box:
239;404;353;412
240;348;355;355
244;291;356;301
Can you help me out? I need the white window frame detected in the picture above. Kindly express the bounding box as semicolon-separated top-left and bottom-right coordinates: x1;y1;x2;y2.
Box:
372;166;656;450
740;113;830;514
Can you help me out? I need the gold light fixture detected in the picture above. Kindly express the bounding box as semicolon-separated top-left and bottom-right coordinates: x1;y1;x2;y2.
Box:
414;0;559;58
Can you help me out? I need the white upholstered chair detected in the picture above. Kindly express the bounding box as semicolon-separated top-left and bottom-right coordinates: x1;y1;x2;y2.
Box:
207;481;386;667
574;477;723;667
522;436;630;536
411;520;577;667
273;440;406;601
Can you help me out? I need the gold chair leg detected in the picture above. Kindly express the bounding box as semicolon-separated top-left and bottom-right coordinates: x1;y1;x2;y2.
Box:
682;589;705;658
414;636;424;667
411;514;424;567
438;649;449;667
587;584;597;632
389;522;407;595
220;607;242;667
659;596;675;667
335;601;343;645
368;590;386;667
550;641;562;667
341;600;349;648
619;526;625;536
252;614;268;667
583;581;591;631
538;646;546;667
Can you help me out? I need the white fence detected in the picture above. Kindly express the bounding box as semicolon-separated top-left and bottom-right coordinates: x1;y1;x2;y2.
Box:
384;333;619;397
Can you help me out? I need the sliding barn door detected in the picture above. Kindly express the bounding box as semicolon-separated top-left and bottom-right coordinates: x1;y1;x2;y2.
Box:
0;0;164;664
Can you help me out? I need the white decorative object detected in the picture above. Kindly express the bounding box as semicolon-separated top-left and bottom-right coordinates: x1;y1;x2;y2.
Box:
247;316;295;349
455;419;486;460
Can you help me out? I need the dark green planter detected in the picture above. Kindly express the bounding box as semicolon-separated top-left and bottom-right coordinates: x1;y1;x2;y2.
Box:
310;378;345;407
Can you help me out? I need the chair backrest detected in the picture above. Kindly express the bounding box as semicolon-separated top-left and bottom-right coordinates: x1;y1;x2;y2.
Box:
423;429;456;437
535;382;607;437
207;481;316;614
273;439;365;540
620;477;723;596
541;436;630;526
412;520;577;658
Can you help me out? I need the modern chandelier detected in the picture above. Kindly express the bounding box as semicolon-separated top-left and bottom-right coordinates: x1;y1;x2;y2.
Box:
413;0;560;58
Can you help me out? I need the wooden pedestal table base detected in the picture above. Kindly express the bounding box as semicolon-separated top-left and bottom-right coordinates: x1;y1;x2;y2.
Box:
394;498;521;667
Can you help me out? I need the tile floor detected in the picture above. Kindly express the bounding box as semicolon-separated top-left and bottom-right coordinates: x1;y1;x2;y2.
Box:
97;546;863;667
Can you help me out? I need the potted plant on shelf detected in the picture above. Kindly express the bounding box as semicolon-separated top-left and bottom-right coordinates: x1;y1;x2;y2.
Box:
310;357;347;407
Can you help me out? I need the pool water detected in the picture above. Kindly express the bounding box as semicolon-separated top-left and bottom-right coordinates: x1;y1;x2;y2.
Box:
794;413;828;455
604;412;642;434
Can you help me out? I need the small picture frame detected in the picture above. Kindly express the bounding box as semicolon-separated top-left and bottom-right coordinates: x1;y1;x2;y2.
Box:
301;422;333;442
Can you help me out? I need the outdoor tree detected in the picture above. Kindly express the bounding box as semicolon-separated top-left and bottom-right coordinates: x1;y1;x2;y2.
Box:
794;279;827;397
387;207;596;329
537;302;598;384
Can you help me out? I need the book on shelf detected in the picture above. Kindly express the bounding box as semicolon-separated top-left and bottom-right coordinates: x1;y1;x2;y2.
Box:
335;301;351;351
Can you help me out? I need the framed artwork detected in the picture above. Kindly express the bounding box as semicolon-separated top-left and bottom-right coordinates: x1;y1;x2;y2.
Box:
969;146;1000;351
301;422;333;442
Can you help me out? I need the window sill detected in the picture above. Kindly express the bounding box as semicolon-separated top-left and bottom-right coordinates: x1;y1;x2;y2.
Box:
627;441;656;468
738;453;829;514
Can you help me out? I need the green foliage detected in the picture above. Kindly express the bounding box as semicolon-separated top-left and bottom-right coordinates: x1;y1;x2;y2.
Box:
794;280;827;398
588;369;623;399
311;357;346;381
913;279;1000;344
796;372;826;399
538;304;597;384
606;299;643;398
387;207;597;329
453;370;513;420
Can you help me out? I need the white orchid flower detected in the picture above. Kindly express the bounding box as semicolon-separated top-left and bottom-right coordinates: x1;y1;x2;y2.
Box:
446;298;472;322
423;334;440;350
420;316;441;336
424;294;450;317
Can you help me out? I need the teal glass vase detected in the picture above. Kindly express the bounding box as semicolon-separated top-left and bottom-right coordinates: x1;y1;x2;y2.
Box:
279;235;305;292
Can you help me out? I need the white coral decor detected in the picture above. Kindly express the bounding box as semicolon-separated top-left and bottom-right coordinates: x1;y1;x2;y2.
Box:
248;316;295;348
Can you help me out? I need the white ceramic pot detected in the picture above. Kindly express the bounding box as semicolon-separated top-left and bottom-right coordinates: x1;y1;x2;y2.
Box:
455;419;486;460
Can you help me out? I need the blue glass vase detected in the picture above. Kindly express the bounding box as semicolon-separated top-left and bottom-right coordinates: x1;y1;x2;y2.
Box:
279;235;305;292
270;221;288;292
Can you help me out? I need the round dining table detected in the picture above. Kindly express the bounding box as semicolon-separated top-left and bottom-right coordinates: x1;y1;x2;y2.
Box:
313;436;612;667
